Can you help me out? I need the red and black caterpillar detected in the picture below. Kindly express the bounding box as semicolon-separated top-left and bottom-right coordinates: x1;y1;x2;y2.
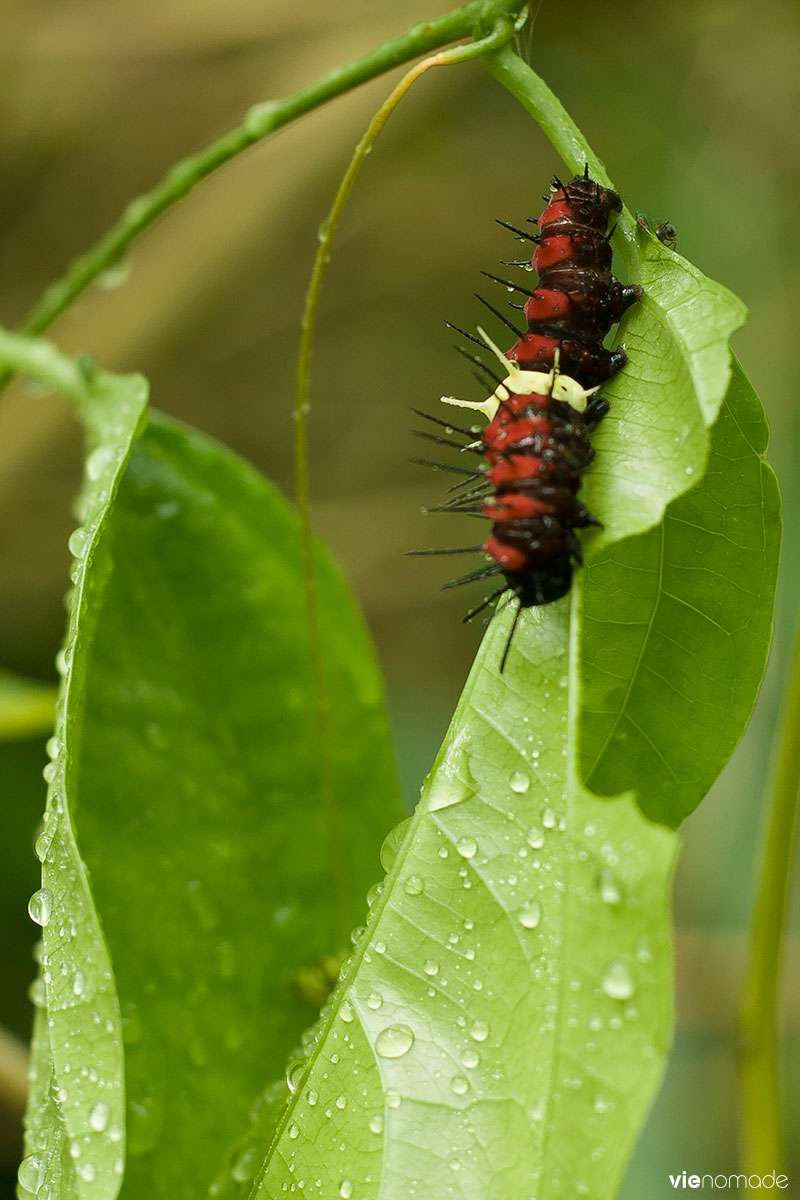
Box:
412;166;641;667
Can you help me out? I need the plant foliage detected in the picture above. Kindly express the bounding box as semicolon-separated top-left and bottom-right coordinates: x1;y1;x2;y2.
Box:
6;20;780;1200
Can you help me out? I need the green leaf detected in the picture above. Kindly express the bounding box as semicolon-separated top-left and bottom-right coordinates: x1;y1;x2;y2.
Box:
582;227;746;555
245;52;779;1200
71;414;402;1199
18;354;148;1200
580;358;781;826
251;607;678;1200
8;325;403;1199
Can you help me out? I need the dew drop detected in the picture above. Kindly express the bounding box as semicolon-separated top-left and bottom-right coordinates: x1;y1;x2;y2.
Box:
598;868;622;906
17;1153;46;1193
375;1024;414;1059
288;1123;299;1139
28;888;53;927
530;1097;546;1122
307;1090;318;1106
423;958;439;977
541;806;556;829
635;938;652;964
34;832;52;863
86;445;114;482
518;900;542;929
72;970;86;998
88;1100;110;1132
28;978;45;1007
77;1162;96;1182
404;874;424;896
335;1095;347;1110
601;960;636;1000
470;1020;489;1042
593;1093;612;1114
460;1047;480;1069
369;1113;384;1134
366;990;383;1010
231;1146;258;1183
68;528;90;558
456;836;477;859
339;1002;354;1024
509;770;530;794
526;826;545;849
374;940;386;955
386;1088;401;1109
286;1059;305;1093
450;1075;469;1095
339;1181;353;1199
97;259;131;291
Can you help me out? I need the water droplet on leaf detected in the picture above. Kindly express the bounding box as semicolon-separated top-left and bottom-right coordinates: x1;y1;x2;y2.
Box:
375;1024;414;1059
601;960;636;1000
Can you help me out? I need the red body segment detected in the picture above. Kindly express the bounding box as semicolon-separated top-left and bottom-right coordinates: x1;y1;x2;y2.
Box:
417;168;642;655
476;169;642;608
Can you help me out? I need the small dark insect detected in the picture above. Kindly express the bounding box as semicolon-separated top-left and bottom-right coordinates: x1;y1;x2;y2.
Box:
635;210;677;250
412;167;642;670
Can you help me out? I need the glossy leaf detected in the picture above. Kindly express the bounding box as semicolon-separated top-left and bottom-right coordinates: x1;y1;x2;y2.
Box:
580;358;781;825
12;326;402;1200
244;67;778;1200
20;354;148;1200
72;415;402;1200
252;606;677;1199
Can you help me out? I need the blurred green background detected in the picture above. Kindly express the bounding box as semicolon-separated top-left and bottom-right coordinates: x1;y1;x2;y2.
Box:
1;0;798;1195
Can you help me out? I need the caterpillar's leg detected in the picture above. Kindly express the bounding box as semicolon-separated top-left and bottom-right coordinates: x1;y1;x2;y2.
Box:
583;393;610;430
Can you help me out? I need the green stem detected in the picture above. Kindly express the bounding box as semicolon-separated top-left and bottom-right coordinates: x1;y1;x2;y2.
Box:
0;327;93;404
294;15;521;954
480;46;640;257
3;0;526;377
738;624;800;1179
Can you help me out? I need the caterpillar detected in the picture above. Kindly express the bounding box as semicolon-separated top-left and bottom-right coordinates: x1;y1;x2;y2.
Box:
412;166;641;669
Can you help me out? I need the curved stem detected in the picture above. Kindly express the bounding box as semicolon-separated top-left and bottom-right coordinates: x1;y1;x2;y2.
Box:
0;327;93;405
480;46;640;256
738;623;800;1178
294;16;521;953
2;0;526;386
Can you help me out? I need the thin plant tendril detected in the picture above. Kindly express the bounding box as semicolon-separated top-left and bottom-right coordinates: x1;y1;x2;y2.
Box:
0;2;528;394
738;622;800;1177
294;16;521;954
